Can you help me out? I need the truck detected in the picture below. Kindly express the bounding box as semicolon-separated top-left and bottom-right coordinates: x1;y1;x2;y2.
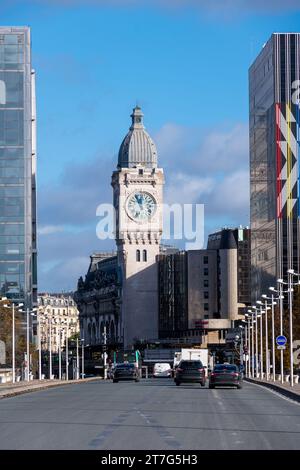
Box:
173;348;209;376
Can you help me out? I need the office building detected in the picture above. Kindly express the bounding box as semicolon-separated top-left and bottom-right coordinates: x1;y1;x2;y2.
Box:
158;227;251;345
0;27;37;308
249;33;300;300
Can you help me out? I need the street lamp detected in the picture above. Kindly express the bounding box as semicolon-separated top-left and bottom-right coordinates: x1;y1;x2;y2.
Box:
81;338;85;379
63;297;70;381
7;301;24;383
245;313;252;378
256;301;265;379
270;283;290;383
248;307;259;378
264;291;282;382
19;306;38;381
285;269;300;387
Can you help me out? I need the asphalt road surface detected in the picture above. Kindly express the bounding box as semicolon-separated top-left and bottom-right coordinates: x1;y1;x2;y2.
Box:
0;379;300;450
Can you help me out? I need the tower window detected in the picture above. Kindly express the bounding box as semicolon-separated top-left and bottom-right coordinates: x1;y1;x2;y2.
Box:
139;169;143;175
143;249;147;262
136;250;140;262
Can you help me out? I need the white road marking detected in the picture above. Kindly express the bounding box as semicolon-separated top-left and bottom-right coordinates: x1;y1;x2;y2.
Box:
247;381;300;407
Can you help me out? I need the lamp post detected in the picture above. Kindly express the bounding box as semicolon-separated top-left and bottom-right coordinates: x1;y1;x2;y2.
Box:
103;325;107;380
263;293;281;381
285;269;300;387
269;283;289;383
19;307;38;381
11;302;23;383
64;297;70;381
256;301;264;379
246;315;251;377
247;309;256;378
58;327;62;380
76;337;79;380
81;338;85;379
30;309;41;380
49;316;52;379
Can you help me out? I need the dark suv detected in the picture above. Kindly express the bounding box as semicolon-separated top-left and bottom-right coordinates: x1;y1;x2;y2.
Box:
174;360;206;386
209;363;242;389
113;363;140;383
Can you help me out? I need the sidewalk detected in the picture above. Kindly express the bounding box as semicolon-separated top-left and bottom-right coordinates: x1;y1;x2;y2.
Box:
245;377;300;403
0;377;102;399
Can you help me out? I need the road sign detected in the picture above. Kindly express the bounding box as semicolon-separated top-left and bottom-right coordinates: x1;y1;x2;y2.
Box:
276;335;287;347
277;345;286;350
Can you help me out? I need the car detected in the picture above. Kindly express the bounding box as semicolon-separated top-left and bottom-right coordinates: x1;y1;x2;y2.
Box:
209;363;242;389
174;360;206;386
153;363;172;378
112;363;140;383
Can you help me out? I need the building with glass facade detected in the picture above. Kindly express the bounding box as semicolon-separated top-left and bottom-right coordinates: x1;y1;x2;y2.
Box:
249;33;300;300
0;27;37;309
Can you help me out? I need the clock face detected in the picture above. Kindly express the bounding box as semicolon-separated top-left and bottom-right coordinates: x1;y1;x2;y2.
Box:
127;191;156;221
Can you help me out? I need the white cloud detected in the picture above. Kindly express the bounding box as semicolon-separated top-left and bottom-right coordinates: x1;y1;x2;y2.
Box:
165;172;215;205
38;120;250;291
38;225;65;235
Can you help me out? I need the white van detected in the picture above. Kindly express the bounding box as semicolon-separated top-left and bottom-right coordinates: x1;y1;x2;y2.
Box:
153;363;172;378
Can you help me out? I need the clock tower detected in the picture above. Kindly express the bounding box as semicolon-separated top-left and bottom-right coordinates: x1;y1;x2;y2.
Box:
111;106;164;348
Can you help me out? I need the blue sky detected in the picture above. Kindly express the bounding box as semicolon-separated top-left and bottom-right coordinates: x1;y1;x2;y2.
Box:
2;1;300;291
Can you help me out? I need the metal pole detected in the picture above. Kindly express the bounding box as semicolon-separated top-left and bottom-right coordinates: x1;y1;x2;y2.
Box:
58;327;62;380
251;315;254;378
12;303;15;383
244;325;248;377
271;294;276;382
103;325;107;380
26;307;29;381
76;338;79;380
240;329;244;372
255;312;258;378
260;307;263;379
38;314;42;381
81;340;84;379
279;282;284;383
66;299;69;381
248;318;251;377
265;300;269;380
49;317;52;379
288;274;294;387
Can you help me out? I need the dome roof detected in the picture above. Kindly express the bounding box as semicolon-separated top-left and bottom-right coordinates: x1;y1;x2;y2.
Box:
118;106;158;168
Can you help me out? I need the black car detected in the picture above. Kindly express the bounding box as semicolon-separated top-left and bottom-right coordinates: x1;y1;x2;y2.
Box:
174;360;206;386
209;363;242;389
113;363;140;383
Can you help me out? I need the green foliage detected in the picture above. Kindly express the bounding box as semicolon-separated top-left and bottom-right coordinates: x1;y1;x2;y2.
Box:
0;299;36;371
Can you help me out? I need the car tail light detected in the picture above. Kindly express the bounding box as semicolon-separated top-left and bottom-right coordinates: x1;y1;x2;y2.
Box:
198;368;204;372
210;372;215;377
232;373;239;377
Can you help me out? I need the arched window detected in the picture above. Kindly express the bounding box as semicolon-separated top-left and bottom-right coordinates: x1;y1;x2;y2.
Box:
143;249;147;262
136;250;140;262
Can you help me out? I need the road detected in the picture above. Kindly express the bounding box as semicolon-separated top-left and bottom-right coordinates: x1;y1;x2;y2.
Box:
0;379;300;449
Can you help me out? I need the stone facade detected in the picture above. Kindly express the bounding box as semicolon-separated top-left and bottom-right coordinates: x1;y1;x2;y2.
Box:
38;293;79;353
74;253;122;347
112;107;164;347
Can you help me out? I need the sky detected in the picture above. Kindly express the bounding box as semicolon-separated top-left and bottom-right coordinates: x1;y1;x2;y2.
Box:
2;0;300;292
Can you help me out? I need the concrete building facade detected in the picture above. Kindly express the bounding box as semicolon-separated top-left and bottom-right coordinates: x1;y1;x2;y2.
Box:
158;227;251;343
38;293;79;353
74;253;122;348
112;106;164;347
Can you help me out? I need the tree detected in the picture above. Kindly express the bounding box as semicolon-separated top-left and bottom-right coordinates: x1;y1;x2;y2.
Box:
265;285;300;373
0;299;36;373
